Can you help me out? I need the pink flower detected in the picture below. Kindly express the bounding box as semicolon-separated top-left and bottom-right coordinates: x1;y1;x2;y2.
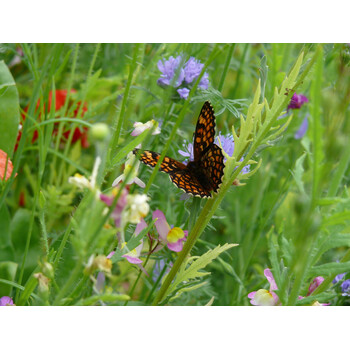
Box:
287;93;309;110
0;296;15;306
307;276;324;296
152;209;188;252
248;269;280;306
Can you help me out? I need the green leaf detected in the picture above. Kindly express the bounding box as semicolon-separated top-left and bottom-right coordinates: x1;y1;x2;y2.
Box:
0;261;18;295
110;129;151;168
163;243;237;302
309;261;350;277
318;233;350;256
322;211;350;227
0;204;14;261
296;292;334;306
291;153;307;196
76;293;130;305
0;60;20;156
110;220;156;264
267;229;282;288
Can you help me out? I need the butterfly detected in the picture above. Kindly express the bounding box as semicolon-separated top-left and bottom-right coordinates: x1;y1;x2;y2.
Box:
135;101;225;198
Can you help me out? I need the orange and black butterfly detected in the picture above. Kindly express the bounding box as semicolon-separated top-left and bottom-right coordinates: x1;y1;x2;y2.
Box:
135;101;225;198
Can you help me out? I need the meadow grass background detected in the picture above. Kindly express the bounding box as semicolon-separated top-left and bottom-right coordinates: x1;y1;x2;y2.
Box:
0;43;350;306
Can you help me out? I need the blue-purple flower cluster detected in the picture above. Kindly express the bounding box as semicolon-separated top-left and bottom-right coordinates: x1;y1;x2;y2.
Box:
333;272;350;297
157;56;209;99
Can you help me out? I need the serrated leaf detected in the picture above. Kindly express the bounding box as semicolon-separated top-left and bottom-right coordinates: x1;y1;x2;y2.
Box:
318;233;350;256
322;211;350;227
168;281;208;303
309;261;350;277
163;243;237;301
76;293;130;305
296;292;334;306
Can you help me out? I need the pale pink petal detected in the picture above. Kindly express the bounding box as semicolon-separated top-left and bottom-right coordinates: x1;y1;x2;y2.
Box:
167;240;184;252
134;218;147;236
270;291;279;305
107;251;115;259
123;254;142;264
264;268;278;291
112;175;123;187
247;291;257;305
153;209;171;243
133;177;146;188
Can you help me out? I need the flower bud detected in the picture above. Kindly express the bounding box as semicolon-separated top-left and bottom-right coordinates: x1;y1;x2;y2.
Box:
89;123;110;142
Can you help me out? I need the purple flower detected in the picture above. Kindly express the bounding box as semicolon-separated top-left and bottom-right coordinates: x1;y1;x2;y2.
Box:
157;55;209;99
341;279;350;296
178;141;194;163
198;72;209;90
184;57;204;84
157;56;184;88
177;88;190;100
294;115;308;139
307;276;324;296
333;272;346;284
287;93;309;110
153;209;188;252
0;296;14;306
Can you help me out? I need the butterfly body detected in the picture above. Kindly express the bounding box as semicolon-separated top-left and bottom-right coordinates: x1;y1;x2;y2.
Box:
136;101;225;198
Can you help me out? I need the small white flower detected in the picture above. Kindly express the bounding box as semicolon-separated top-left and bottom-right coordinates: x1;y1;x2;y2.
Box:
68;156;101;197
131;120;161;137
112;152;145;188
124;194;150;224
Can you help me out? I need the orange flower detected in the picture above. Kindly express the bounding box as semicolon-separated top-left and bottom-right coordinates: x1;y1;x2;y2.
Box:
15;90;89;151
0;149;17;181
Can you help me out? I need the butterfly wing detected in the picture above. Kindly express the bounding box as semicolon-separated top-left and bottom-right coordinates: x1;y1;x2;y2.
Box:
193;101;216;161
137;150;186;173
200;144;225;193
169;171;212;198
136;150;211;198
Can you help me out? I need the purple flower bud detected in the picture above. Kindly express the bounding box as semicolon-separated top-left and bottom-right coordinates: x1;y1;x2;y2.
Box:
341;279;350;296
287;93;309;110
307;276;324;295
177;88;190;100
0;296;14;306
333;272;346;284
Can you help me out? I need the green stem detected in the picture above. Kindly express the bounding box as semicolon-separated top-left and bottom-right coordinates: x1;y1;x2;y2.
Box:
123;254;151;306
218;44;235;92
110;43;142;157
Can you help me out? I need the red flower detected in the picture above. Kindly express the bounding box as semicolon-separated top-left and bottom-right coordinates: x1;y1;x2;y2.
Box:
0;149;17;181
15;90;89;151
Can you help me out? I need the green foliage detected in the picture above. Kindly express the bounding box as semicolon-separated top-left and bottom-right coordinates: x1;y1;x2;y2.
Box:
0;43;349;306
162;243;237;303
0;60;20;157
